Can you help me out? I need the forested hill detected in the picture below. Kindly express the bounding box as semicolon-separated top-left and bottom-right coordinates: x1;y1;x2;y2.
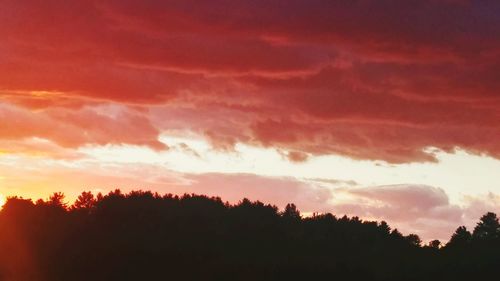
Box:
0;190;498;281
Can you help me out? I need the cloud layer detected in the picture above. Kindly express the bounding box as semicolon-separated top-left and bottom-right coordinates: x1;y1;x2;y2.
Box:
1;0;499;162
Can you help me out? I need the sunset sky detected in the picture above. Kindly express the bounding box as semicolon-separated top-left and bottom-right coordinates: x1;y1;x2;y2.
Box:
1;0;500;241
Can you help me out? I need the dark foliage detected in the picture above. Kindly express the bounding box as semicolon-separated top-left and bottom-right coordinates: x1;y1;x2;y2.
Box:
0;190;498;281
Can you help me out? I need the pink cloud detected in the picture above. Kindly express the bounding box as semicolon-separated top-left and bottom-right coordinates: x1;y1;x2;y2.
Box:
330;184;500;241
0;103;165;151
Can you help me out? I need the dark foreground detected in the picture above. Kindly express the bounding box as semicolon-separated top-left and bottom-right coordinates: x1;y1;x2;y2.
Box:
0;190;498;281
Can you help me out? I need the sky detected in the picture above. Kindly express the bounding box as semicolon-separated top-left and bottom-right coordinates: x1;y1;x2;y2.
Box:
1;0;500;241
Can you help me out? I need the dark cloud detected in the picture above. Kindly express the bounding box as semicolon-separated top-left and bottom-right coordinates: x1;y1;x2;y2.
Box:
0;0;499;162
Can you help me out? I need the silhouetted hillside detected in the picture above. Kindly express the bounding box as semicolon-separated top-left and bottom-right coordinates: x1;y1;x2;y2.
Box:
0;190;498;281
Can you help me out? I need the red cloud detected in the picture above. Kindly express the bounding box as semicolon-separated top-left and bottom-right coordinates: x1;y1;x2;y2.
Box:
0;0;499;162
0;104;166;151
284;151;309;163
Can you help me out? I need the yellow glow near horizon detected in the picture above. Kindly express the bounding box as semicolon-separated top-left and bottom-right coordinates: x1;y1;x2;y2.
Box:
1;136;500;241
75;135;500;205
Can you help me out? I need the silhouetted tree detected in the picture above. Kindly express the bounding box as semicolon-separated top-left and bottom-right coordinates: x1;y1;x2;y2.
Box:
405;233;422;247
472;212;500;240
71;191;96;211
379;221;391;235
48;192;67;208
282;203;301;220
427;240;441;249
390;228;403;239
446;226;472;248
0;190;498;281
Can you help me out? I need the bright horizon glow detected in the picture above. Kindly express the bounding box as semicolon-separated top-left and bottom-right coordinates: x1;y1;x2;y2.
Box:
79;135;500;205
2;135;500;241
0;194;5;208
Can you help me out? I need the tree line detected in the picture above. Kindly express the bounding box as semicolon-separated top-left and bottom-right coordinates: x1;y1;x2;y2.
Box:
0;189;498;281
